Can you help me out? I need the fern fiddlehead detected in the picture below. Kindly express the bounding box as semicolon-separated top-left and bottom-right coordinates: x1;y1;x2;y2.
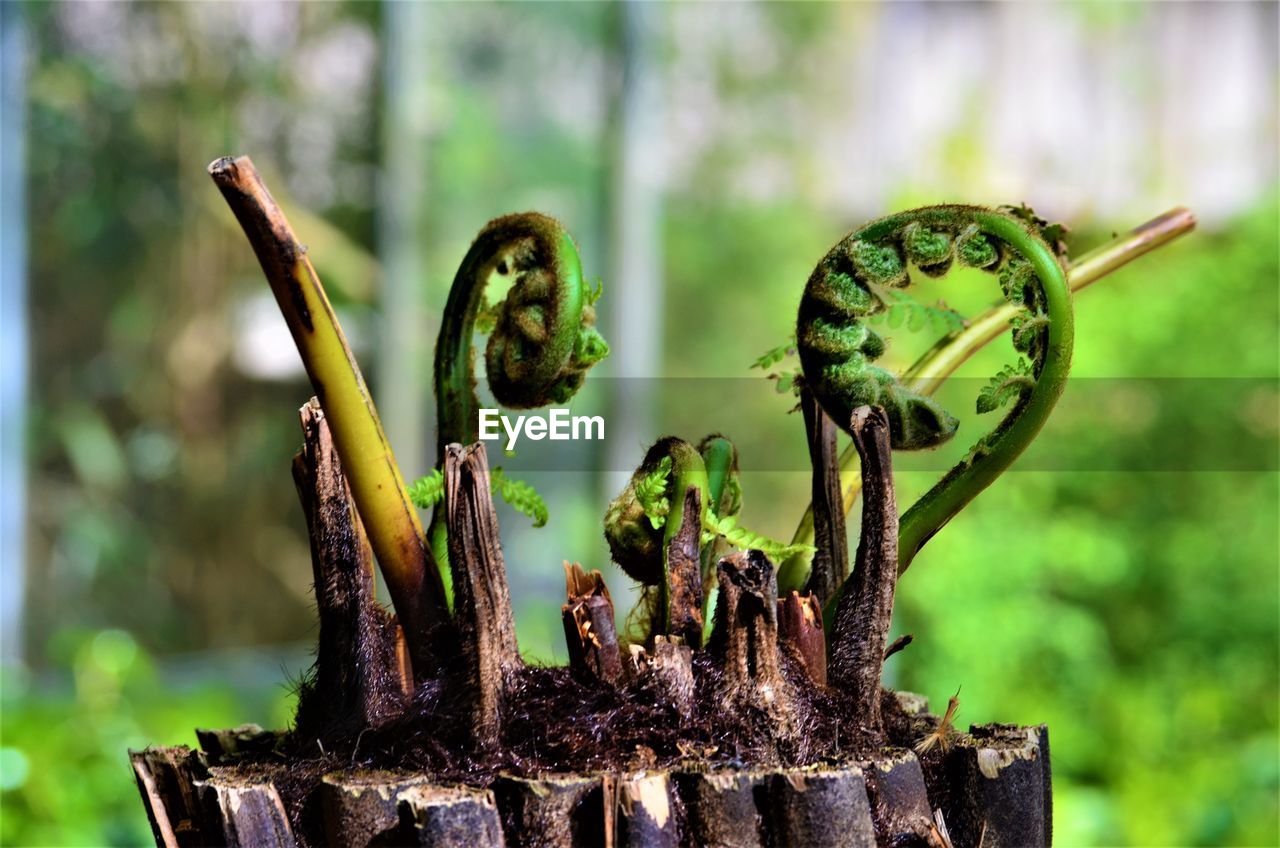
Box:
427;213;609;567
435;212;608;455
605;435;812;643
797;205;1074;582
604;437;710;587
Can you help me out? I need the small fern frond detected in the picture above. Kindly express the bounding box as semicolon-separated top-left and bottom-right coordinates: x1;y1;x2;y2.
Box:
635;455;673;529
490;467;549;528
407;469;446;510
976;358;1036;414
586;278;604;306
752;337;796;370
868;289;966;336
1011;312;1050;356
701;513;815;563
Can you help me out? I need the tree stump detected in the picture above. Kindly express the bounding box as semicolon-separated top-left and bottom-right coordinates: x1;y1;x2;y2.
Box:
131;430;1052;847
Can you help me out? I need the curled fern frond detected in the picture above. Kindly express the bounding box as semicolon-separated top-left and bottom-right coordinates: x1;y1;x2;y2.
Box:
490;467;548;528
604;438;708;586
430;213;610;564
797;204;1074;577
976;358;1036;414
435;212;610;455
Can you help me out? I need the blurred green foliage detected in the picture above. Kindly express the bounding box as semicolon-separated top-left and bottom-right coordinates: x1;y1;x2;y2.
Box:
1;630;295;846
4;2;1277;846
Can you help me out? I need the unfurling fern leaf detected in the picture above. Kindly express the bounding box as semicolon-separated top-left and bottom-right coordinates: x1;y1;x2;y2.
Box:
976;358;1036;414
1011;312;1051;356
701;513;815;563
409;466;548;529
867;289;966;336
407;469;445;510
635;456;673;529
490;467;549;528
751;338;796;371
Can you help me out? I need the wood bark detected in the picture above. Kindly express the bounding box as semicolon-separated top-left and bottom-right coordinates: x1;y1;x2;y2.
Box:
941;724;1050;848
493;774;604;848
195;724;281;764
609;772;678;848
628;636;695;717
664;486;704;647
860;749;946;847
444;442;522;748
395;785;506;847
198;772;297;848
675;770;767;848
776;591;827;686
769;767;876;848
800;387;849;607
709;551;795;740
292;399;403;733
130;746;209;848
829;406;899;742
562;563;623;686
320;771;430;847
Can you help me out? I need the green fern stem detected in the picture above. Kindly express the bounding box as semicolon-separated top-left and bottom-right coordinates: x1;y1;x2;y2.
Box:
794;206;1074;625
696;435;738;641
428;213;608;574
780;206;1195;596
895;209;1072;568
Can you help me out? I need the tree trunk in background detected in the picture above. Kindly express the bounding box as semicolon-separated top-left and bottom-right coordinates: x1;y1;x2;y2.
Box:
379;0;432;488
604;0;664;497
0;1;28;663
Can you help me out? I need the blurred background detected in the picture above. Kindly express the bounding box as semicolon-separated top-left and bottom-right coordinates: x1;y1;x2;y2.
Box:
0;1;1276;844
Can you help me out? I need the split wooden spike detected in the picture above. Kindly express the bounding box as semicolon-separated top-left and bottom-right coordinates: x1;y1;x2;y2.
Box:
800;387;849;607
664;486;704;647
829;405;899;743
777;590;827;687
562;563;624;686
444;442;523;748
292;398;405;733
627;637;695;717
710;550;795;739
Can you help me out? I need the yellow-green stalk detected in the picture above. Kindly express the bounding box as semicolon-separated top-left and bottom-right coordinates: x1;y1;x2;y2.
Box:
209;155;450;679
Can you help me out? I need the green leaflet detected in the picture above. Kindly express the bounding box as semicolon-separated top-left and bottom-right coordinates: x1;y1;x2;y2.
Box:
407;468;445;510
701;513;815;563
752;337;803;398
867;288;966;336
489;467;549;528
635;455;673;529
408;466;548;529
976;358;1036;414
751;338;795;370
